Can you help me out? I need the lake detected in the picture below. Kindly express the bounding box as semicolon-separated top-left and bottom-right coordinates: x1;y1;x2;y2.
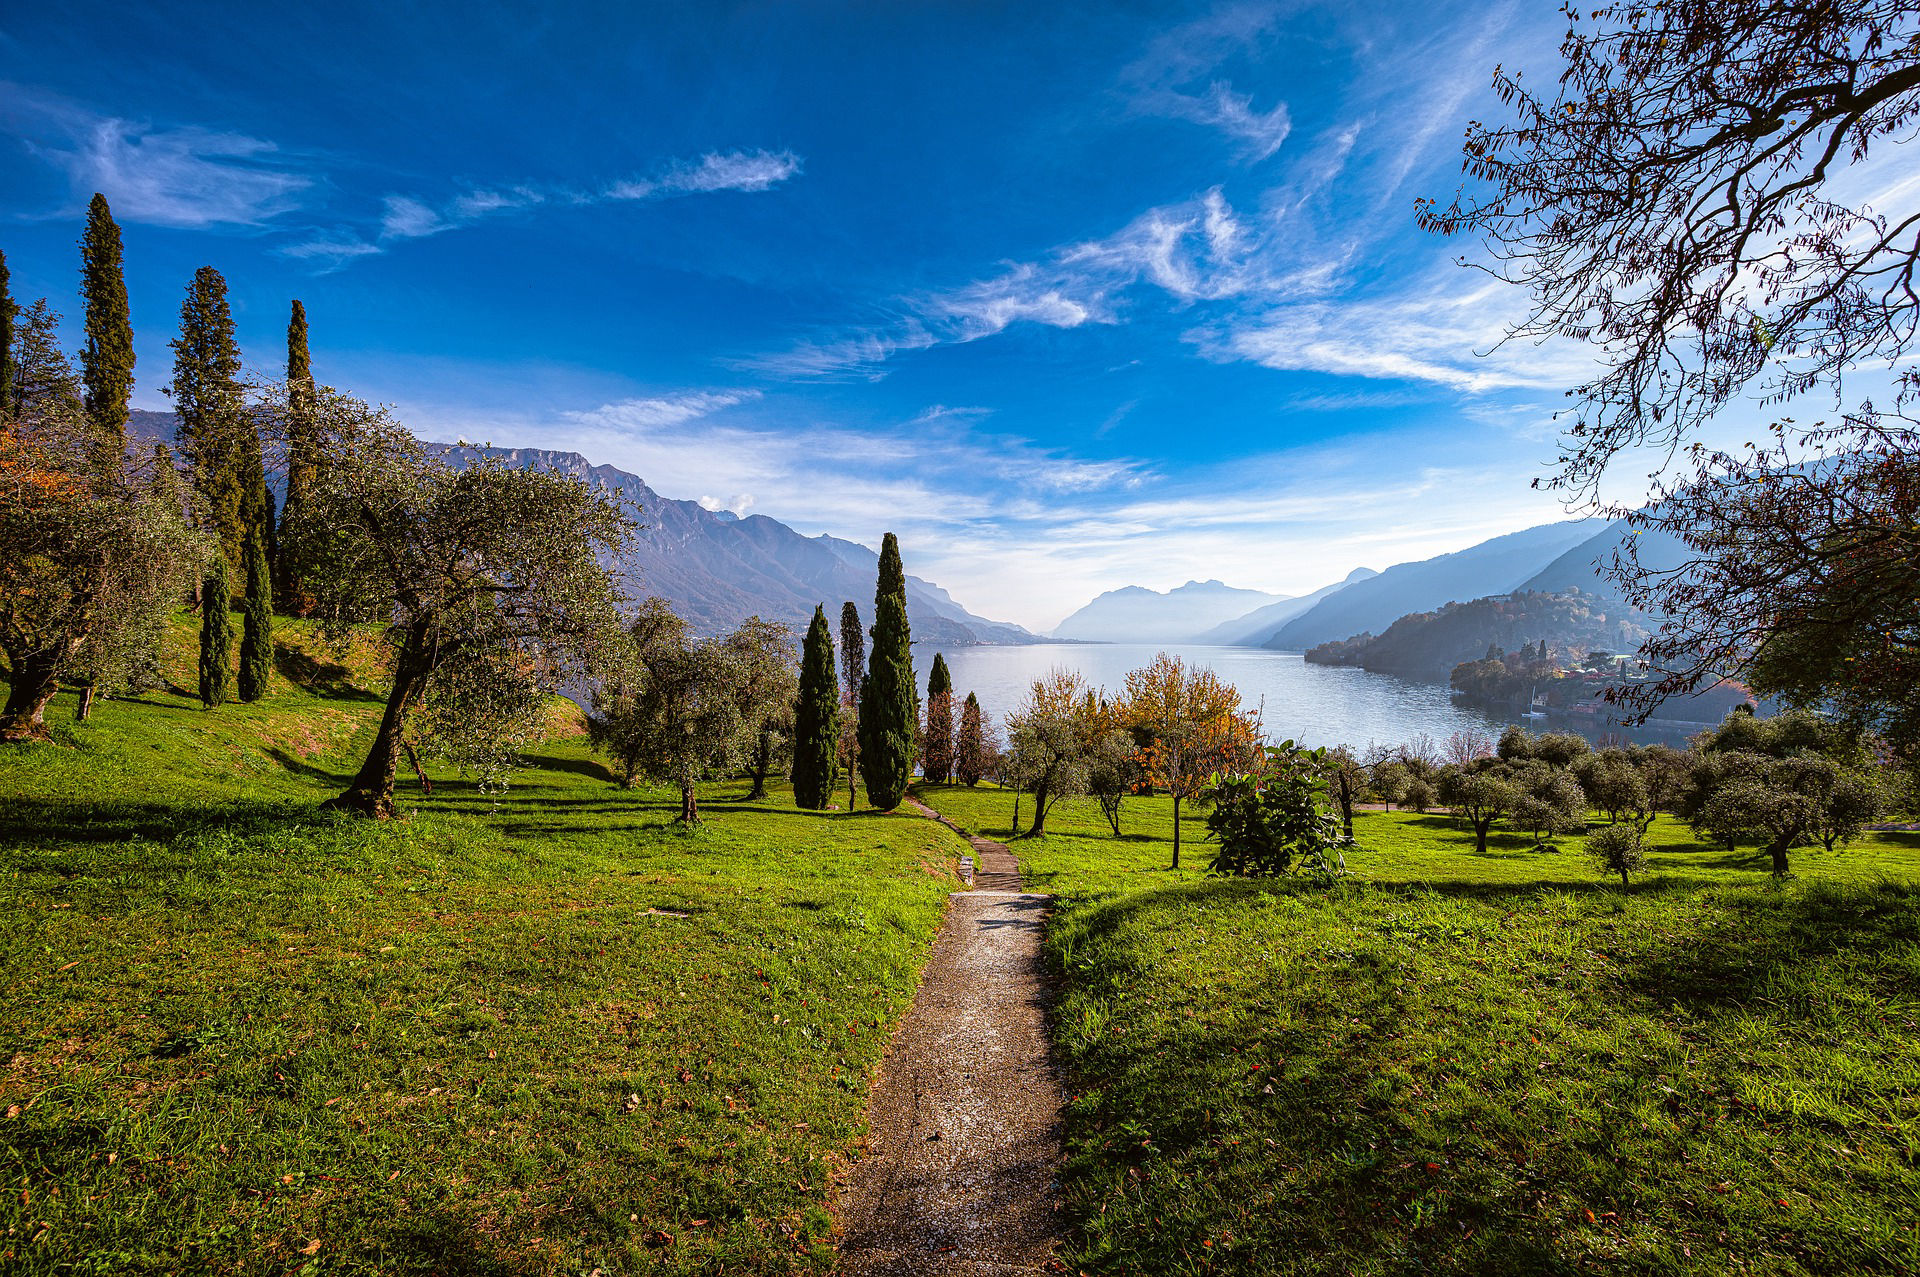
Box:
913;642;1688;752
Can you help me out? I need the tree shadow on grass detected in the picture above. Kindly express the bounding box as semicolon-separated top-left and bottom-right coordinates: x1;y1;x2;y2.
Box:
1054;875;1920;1275
262;747;354;786
0;796;321;847
273;641;382;701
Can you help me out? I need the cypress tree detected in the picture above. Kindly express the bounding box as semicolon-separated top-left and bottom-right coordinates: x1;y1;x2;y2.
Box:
198;554;234;709
790;605;839;809
278;300;316;612
169;267;249;571
0;249;16;417
956;692;986;786
838;601;864;711
857;532;915;810
923;652;954;784
838;601;865;810
79;194;135;470
238;525;273;702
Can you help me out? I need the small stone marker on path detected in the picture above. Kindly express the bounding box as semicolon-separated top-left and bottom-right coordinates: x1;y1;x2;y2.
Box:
834;798;1066;1275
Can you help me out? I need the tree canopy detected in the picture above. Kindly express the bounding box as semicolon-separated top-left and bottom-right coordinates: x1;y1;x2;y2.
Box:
282;390;634;816
1425;2;1920;751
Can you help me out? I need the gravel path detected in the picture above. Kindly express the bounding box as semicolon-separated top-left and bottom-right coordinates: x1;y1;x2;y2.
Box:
834;799;1066;1275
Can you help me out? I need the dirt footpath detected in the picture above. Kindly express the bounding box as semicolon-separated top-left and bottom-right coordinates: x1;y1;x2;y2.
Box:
834;804;1065;1275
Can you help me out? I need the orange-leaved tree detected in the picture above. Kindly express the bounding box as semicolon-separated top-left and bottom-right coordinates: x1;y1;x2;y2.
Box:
1124;652;1263;868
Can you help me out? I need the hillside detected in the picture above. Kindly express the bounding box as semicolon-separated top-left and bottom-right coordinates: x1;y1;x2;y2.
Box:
1051;579;1285;642
1303;588;1648;682
1518;517;1693;595
1261;519;1603;650
127;411;1036;646
1195;567;1377;645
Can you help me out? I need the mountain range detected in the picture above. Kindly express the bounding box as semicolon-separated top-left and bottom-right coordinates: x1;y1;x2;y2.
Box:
1256;520;1605;651
126;412;1038;647
1051;579;1286;642
1193;567;1379;645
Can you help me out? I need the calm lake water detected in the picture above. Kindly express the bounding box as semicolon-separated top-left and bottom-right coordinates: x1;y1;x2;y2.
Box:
912;642;1683;751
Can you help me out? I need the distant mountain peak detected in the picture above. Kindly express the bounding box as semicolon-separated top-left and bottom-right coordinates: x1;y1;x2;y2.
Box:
1053;578;1285;643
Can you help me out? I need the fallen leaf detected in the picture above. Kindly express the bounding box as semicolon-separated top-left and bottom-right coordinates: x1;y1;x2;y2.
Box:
387;1171;401;1182
643;1229;674;1248
301;1240;321;1256
57;960;79;972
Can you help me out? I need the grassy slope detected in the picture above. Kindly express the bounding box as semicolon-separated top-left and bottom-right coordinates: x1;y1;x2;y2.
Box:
1;621;964;1276
917;783;1920;1275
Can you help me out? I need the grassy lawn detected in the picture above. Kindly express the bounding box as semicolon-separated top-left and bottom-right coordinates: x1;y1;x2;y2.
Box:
1;623;964;1275
915;782;1920;1274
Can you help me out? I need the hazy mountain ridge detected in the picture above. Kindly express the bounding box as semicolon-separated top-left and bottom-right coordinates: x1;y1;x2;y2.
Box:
1194;567;1379;645
1052;579;1286;642
1259;520;1607;651
126;412;1037;646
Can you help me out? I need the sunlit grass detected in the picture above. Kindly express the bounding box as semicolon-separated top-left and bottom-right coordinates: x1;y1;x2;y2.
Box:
1;623;963;1276
916;782;1920;1275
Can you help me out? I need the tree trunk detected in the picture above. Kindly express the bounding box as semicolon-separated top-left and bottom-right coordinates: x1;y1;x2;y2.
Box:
747;727;772;800
1010;786;1021;834
1;649;63;741
1340;786;1354;839
1619;866;1630;887
1769;839;1790;876
681;783;699;824
1171;794;1182;869
1028;781;1050;836
324;626;433;818
1474;816;1491;854
74;682;96;722
402;740;434;795
847;766;857;812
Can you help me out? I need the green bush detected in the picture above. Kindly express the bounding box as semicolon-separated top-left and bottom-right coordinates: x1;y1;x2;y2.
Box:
1587;820;1648;885
1203;741;1347;877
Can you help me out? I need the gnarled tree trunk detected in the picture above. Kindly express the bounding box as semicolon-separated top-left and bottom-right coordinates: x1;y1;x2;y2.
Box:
324;623;434;818
2;647;66;741
680;783;699;824
747;725;773;800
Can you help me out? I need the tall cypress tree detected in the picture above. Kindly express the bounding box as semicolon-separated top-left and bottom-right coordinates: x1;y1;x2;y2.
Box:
198;554;234;709
238;525;272;703
837;600;865;809
79;194;135;470
857;532;915;810
838;601;864;711
278;300;316;611
956;692;986;786
790;605;839;809
0;249;16;418
923;652;954;784
169;267;249;572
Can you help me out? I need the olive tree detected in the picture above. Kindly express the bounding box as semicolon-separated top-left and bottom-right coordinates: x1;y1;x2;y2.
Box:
1;328;208;739
282;390;633;816
587;599;795;823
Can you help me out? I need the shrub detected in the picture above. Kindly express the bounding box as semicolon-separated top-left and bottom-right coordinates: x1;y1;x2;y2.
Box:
1586;821;1648;886
1203;741;1347;878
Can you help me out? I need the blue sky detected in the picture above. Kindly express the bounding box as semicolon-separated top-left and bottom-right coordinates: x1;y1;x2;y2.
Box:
2;0;1610;631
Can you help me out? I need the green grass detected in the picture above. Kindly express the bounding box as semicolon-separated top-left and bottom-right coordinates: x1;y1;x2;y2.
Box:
2;622;965;1275
915;783;1920;1274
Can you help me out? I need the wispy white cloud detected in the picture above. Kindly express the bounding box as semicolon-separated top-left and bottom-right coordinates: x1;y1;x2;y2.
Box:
285;148;803;268
2;83;311;227
1213;275;1596;393
380;195;450;240
1161;81;1293;160
562;389;763;430
610;149;802;199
